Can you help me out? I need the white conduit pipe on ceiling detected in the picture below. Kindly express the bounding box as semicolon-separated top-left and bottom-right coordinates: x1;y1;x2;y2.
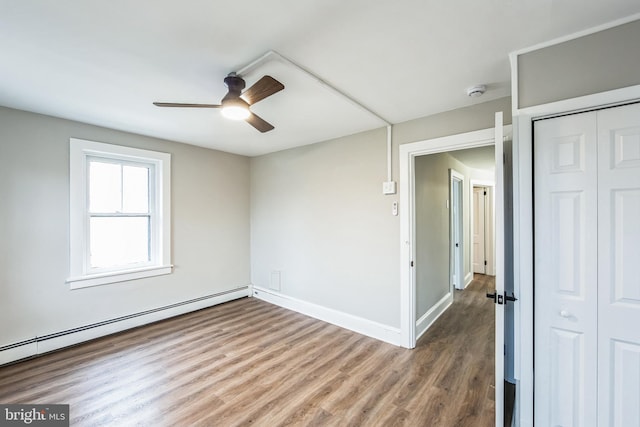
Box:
237;50;394;183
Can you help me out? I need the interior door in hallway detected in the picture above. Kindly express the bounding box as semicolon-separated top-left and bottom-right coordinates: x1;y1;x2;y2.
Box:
473;186;486;274
451;170;464;290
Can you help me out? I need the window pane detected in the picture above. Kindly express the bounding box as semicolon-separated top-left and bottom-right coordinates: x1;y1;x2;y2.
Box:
90;217;149;269
89;161;121;213
122;165;149;213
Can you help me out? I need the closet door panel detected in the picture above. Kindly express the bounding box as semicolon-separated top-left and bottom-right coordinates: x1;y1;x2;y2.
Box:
534;112;598;427
597;103;640;427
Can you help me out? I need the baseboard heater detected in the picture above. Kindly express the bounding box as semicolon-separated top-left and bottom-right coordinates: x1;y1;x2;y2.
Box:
0;286;249;365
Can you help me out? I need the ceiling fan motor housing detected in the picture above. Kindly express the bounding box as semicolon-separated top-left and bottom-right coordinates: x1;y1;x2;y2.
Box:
222;75;246;101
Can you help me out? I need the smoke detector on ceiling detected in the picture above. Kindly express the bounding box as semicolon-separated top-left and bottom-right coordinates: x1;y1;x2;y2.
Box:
466;85;487;98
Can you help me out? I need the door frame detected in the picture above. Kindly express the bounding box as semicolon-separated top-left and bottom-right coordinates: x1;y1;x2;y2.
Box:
511;80;640;426
399;124;511;348
450;169;464;290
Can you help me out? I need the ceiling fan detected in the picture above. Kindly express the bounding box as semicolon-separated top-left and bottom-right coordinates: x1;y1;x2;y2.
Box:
153;73;285;133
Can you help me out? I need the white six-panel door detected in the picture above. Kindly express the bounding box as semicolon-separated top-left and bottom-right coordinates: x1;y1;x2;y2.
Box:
534;103;640;427
473;186;486;274
596;104;640;426
534;111;599;427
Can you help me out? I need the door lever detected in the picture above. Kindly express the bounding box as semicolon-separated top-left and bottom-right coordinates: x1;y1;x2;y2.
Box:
504;292;518;305
486;291;497;303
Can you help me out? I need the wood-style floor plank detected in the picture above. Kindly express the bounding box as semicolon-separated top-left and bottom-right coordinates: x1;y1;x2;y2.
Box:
0;275;495;426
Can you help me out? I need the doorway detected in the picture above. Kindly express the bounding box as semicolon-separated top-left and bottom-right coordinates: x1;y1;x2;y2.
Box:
473;186;487;274
451;170;464;290
472;182;496;277
413;151;497;332
399;120;511;427
400;126;508;346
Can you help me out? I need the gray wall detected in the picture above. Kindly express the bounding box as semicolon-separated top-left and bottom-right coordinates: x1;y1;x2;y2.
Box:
250;127;400;326
251;97;511;329
415;153;451;317
0;107;250;347
518;19;640;108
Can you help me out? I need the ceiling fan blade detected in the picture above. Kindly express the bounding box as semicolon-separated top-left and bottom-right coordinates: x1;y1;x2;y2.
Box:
245;112;275;133
153;102;221;108
240;76;284;105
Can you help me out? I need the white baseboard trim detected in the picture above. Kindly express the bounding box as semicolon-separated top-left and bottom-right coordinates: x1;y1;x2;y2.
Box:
0;286;250;366
0;341;38;367
464;272;474;288
252;286;402;347
415;292;453;341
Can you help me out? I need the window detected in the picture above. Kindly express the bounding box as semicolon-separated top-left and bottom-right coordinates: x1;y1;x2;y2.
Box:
68;138;171;289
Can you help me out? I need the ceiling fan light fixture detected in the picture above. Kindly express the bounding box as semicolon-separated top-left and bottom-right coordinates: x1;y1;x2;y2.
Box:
221;105;250;120
221;98;250;120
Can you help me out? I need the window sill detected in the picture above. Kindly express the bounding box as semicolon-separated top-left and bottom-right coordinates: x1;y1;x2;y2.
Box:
67;265;173;290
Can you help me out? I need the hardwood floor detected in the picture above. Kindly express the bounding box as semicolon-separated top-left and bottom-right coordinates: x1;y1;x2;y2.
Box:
0;275;495;426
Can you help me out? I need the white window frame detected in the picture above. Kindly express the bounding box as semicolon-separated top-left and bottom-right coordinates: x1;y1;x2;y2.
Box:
68;138;172;289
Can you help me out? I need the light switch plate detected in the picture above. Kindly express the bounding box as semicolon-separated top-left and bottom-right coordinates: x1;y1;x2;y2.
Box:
382;181;397;195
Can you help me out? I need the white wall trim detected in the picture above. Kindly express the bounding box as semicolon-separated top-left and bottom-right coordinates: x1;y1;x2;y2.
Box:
415;292;453;341
464;272;474;288
0;342;38;367
510;13;640;58
0;287;250;366
509;47;520;116
67;265;173;289
515;85;640;118
68;138;172;288
252;286;402;346
399;125;511;349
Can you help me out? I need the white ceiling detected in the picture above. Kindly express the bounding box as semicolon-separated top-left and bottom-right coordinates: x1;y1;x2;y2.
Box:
1;1;639;157
449;146;496;173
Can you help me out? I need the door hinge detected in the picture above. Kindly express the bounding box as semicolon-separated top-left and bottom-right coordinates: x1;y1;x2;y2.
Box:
484;260;487;266
484;190;487;195
410;260;414;267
